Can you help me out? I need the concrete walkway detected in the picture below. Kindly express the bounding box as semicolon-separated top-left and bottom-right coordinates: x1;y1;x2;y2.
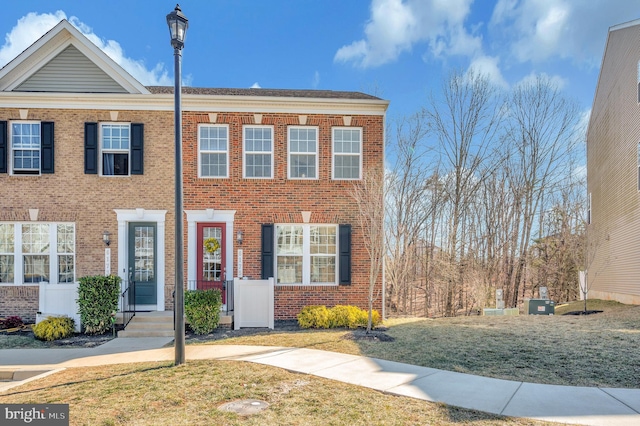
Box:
1;338;639;426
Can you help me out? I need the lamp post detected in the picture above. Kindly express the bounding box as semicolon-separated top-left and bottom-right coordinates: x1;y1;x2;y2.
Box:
167;4;188;366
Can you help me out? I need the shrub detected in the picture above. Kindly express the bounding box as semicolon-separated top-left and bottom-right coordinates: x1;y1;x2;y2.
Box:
297;305;331;329
32;316;75;341
328;305;363;328
1;316;24;329
184;289;222;334
298;305;382;329
77;275;121;334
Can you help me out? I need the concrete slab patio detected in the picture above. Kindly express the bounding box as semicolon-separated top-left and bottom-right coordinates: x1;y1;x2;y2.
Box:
1;338;639;426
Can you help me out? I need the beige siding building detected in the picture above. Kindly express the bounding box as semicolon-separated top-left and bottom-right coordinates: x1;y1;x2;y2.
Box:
587;19;640;304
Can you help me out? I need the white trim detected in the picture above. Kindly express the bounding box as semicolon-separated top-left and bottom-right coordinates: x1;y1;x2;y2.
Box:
331;127;363;180
100;122;131;176
0;92;389;115
274;224;338;286
0;20;149;94
185;210;236;290
243;125;274;179
114;209;166;311
8;121;42;176
197;123;229;178
287;126;319;180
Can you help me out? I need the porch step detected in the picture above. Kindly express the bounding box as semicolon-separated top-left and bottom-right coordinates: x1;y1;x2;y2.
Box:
118;311;234;337
118;312;174;338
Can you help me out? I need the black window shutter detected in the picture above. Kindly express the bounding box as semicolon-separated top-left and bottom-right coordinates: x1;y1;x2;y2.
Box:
261;224;275;279
84;122;98;174
40;122;54;174
0;121;7;173
339;224;352;285
130;123;144;175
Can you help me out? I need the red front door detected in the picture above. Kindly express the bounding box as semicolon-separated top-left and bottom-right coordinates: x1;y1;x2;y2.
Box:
196;223;226;303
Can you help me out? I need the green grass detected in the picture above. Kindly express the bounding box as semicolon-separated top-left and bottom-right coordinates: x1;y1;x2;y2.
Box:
200;300;640;388
0;360;556;425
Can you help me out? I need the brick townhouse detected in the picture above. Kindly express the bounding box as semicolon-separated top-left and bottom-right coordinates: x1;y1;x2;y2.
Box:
0;20;388;326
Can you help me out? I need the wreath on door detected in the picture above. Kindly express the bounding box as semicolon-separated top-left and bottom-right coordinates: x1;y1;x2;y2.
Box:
204;237;220;254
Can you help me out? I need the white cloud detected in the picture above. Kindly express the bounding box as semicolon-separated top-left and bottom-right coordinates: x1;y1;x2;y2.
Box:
311;71;320;88
250;82;261;88
334;0;475;68
490;0;640;66
468;55;508;88
0;11;66;66
517;71;566;91
0;12;172;86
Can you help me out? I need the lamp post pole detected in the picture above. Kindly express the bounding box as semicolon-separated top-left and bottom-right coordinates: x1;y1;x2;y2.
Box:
167;4;188;366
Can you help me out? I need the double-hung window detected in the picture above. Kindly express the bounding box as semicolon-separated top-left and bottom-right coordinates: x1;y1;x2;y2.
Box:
199;124;229;178
244;126;273;178
11;122;40;174
101;123;130;176
0;222;75;284
288;127;318;179
275;224;337;285
332;127;362;180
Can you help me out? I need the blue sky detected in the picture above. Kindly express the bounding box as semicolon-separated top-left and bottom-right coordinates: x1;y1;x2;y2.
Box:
0;0;638;122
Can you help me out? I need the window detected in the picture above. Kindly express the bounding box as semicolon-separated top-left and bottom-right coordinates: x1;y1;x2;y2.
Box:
332;127;362;180
0;223;75;284
101;123;130;176
84;122;143;175
637;142;640;191
199;124;228;178
275;224;337;285
0;224;14;283
587;192;592;225
288;127;318;179
11;122;40;174
244;126;273;178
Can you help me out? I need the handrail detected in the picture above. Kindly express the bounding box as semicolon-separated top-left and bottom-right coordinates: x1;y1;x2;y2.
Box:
120;280;136;328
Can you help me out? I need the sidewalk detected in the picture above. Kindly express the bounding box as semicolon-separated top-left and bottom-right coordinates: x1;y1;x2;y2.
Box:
1;338;639;426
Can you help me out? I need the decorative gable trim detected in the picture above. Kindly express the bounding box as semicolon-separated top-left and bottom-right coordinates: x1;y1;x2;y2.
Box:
0;20;149;95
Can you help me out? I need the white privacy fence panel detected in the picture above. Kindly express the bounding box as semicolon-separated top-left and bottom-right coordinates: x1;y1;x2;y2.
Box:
37;282;81;331
234;278;274;330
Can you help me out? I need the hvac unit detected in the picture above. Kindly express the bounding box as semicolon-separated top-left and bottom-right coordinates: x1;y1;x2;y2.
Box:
524;299;555;315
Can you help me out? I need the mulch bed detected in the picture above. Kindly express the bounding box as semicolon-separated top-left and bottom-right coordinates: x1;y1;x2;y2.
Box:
5;320;394;348
562;310;604;316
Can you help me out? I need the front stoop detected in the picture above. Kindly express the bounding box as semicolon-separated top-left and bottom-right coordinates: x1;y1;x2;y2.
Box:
118;311;174;338
117;311;234;337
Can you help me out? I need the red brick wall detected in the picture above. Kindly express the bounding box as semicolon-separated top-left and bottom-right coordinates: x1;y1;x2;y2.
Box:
182;112;384;319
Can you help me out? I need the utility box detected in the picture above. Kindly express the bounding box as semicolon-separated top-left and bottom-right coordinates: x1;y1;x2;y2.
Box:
524;299;555;315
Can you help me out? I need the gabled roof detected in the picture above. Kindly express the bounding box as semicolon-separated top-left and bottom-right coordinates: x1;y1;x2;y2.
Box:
0;20;149;94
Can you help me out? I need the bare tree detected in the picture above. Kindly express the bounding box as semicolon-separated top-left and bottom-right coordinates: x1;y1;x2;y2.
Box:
424;68;503;316
501;75;581;307
350;168;385;332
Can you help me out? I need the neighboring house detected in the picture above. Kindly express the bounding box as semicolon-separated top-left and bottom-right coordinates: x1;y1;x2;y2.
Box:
0;20;388;325
586;19;640;305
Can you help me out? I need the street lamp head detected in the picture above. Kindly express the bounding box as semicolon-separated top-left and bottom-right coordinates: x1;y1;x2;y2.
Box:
167;4;188;50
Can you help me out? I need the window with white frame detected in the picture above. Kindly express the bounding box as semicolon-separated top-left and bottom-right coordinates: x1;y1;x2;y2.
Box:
332;127;362;180
244;126;273;178
199;124;229;178
0;224;14;283
101;123;130;176
11;122;40;175
0;223;75;284
288;127;318;179
275;224;337;285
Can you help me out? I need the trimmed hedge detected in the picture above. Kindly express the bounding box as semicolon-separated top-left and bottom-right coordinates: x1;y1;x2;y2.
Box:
77;275;121;334
184;289;222;334
297;305;382;329
33;316;75;341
